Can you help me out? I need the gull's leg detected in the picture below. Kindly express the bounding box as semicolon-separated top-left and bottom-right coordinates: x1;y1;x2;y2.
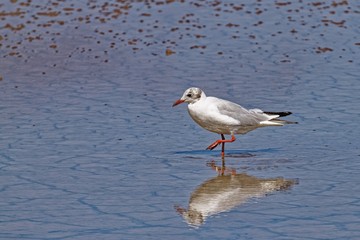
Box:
221;134;225;158
206;134;236;154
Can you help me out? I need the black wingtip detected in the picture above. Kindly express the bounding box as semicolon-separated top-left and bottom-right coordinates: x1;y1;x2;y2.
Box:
264;111;292;117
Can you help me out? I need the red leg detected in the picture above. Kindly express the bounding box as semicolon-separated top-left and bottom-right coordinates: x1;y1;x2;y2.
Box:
221;134;225;158
206;134;236;155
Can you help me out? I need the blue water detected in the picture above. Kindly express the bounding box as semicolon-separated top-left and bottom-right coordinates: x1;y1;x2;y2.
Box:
1;0;360;239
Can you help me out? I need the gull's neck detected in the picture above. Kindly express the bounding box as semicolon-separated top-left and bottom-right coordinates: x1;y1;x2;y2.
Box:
192;91;206;105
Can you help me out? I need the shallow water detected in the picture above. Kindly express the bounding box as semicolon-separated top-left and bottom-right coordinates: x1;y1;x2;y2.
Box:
1;0;360;239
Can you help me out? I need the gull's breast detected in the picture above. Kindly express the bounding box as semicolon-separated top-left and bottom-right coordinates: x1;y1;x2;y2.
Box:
188;102;240;134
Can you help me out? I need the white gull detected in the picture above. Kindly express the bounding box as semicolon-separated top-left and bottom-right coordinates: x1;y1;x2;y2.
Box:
172;87;296;157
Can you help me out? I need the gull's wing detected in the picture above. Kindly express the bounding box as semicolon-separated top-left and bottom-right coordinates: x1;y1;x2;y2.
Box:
209;97;271;126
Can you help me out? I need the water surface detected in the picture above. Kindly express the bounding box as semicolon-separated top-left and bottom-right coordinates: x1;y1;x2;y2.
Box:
1;0;360;239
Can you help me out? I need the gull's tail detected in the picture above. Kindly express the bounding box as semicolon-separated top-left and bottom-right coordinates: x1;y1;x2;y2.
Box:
262;111;298;125
264;111;292;117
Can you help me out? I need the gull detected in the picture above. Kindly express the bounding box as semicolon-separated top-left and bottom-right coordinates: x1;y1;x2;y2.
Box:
172;87;296;157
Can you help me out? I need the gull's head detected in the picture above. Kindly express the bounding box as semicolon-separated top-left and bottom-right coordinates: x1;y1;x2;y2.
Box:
172;87;204;107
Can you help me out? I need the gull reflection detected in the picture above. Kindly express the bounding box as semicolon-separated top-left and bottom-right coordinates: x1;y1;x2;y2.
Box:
175;160;298;227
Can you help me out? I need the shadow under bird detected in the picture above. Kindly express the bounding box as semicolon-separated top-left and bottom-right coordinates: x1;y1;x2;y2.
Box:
173;87;297;157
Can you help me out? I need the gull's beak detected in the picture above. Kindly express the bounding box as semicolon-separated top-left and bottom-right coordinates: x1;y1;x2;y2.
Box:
172;99;185;107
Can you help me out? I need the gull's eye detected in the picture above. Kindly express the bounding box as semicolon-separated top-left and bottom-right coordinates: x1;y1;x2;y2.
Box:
186;93;192;97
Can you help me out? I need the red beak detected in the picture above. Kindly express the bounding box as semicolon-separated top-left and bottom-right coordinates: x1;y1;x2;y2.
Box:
172;99;185;107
